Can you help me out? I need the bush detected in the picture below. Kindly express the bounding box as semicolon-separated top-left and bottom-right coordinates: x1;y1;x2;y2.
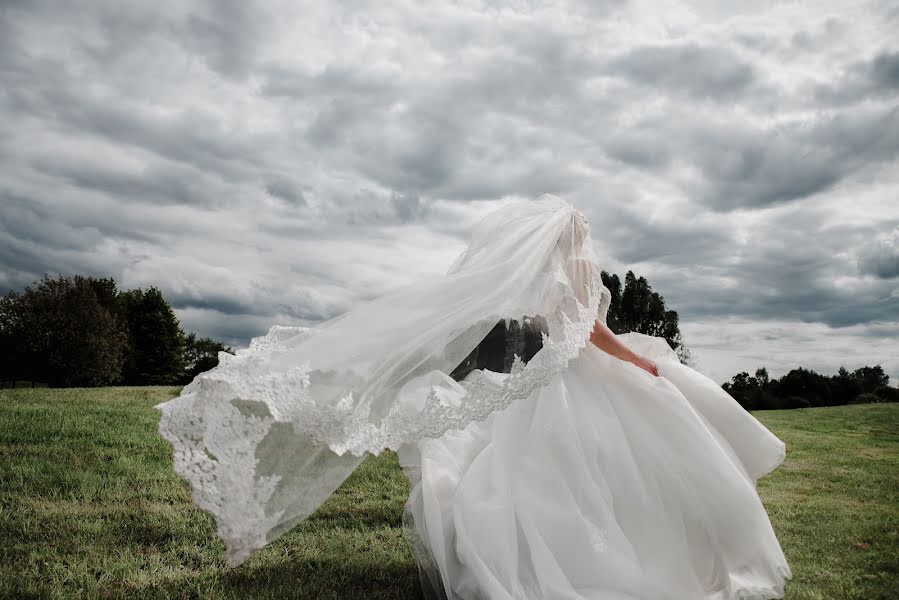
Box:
784;395;811;409
849;393;882;405
751;389;784;410
873;385;899;403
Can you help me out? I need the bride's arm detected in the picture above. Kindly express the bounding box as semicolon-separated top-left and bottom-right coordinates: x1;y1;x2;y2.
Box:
589;321;659;377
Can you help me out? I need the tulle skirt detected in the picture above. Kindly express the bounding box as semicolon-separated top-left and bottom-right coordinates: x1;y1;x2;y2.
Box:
397;333;792;600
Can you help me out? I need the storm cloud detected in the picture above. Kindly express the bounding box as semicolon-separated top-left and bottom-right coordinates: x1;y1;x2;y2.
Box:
1;0;897;385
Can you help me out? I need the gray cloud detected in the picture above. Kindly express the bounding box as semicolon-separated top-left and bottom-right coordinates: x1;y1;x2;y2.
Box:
179;1;270;80
0;0;897;383
814;49;899;105
858;227;899;279
265;177;306;206
33;156;217;208
608;43;757;100
604;103;899;211
871;51;899;89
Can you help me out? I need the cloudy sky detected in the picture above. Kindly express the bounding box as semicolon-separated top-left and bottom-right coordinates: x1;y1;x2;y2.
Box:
1;0;897;385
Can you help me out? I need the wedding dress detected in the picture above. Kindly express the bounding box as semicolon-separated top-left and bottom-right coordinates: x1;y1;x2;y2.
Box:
154;194;791;599
397;295;792;600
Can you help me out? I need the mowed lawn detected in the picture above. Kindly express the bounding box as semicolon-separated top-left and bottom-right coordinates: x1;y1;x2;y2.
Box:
0;388;896;599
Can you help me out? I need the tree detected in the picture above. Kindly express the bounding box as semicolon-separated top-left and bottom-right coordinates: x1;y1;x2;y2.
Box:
0;274;129;387
771;367;833;407
2;275;236;388
601;270;691;365
118;287;187;385
851;365;889;394
453;269;691;376
873;385;899;403
182;332;233;383
0;290;26;384
721;364;896;410
830;367;863;405
723;371;763;410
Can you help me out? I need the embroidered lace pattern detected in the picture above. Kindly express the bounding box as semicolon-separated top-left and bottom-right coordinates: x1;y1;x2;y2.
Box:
155;274;605;565
159;274;604;447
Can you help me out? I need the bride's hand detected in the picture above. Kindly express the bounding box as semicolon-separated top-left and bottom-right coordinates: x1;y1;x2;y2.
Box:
631;355;659;377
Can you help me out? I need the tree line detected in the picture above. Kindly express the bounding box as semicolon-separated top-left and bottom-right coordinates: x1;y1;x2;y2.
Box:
1;274;232;388
600;270;897;410
3;272;894;410
603;270;898;410
722;365;897;410
2;269;689;390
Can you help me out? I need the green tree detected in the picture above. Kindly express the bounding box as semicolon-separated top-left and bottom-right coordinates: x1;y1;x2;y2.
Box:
873;385;899;403
0;274;129;387
118;287;186;385
453;269;691;377
851;365;889;394
601;270;691;364
722;367;784;410
182;332;233;383
723;371;759;409
0;290;28;385
830;367;864;405
771;367;833;407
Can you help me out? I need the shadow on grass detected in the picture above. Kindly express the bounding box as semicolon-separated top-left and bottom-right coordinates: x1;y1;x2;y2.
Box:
120;555;424;600
304;504;406;530
225;558;422;599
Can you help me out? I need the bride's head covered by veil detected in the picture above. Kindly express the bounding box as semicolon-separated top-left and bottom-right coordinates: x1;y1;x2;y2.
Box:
155;193;608;567
448;194;592;272
446;194;599;312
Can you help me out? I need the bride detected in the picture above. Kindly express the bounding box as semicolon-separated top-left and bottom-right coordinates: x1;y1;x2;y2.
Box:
155;194;792;599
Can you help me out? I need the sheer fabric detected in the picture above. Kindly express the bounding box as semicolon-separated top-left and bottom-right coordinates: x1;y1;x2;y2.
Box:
397;303;792;600
155;192;792;599
155;194;608;566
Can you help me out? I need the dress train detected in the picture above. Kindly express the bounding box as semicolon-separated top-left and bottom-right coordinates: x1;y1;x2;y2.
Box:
398;332;792;600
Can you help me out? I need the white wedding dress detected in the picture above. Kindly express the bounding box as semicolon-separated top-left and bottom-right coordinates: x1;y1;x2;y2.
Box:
154;195;791;599
398;289;792;600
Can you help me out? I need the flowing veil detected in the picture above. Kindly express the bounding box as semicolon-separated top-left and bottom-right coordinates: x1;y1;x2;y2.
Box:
155;193;609;567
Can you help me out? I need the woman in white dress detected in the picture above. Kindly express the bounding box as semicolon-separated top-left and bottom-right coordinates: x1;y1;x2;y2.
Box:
155;194;791;599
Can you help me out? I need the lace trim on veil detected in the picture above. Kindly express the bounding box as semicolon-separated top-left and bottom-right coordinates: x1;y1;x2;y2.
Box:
158;272;602;451
155;269;602;566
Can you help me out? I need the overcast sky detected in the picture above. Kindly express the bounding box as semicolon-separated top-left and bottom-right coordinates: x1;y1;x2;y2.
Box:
1;0;897;385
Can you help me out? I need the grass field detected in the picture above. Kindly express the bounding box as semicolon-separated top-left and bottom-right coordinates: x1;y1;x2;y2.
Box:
0;387;896;599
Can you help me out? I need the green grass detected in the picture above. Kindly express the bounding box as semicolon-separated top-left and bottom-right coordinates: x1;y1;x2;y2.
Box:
0;388;896;599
